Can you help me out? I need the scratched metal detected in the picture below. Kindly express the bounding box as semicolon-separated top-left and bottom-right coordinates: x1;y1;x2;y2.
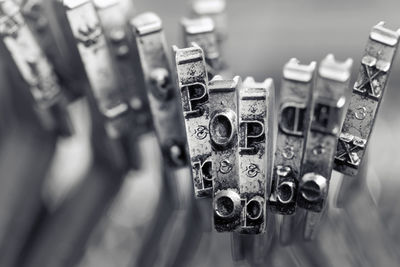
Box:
334;22;400;176
95;1;152;137
270;59;316;217
181;16;225;78
209;75;241;232
131;12;187;168
175;44;212;198
237;77;273;234
297;54;353;212
0;0;73;134
63;0;128;138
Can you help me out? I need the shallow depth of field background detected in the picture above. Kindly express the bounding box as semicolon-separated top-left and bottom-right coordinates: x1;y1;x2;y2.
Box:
2;1;400;267
84;1;400;266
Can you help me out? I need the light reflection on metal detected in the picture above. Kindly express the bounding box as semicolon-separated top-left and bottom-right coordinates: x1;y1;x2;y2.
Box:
175;44;212;198
209;75;241;232
334;22;400;176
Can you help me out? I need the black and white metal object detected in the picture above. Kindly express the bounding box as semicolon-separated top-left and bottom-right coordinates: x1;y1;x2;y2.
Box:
297;54;353;213
237;77;274;234
131;12;193;204
0;0;72;136
298;54;353;241
334;22;400;176
209;75;241;232
191;0;227;45
269;59;316;215
95;0;152;138
175;44;213;198
181;16;225;78
63;0;130;139
20;0;86;101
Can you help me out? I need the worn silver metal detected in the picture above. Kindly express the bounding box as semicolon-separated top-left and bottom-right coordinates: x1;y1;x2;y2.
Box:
334;22;400;176
297;54;353;212
269;59;316;216
175;44;212;198
63;0;129;138
191;0;227;44
131;14;199;265
0;0;72;135
237;77;274;234
95;0;152;137
299;53;349;238
131;12;188;169
210;75;241;232
181;16;225;78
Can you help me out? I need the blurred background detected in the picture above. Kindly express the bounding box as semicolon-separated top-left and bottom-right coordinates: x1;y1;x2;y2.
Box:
1;0;400;267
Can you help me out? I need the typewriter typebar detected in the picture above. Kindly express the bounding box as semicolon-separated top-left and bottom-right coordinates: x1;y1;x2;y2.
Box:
175;44;212;198
191;0;227;44
181;16;224;78
0;0;72;135
18;0;89;101
131;12;187;168
18;0;55;52
63;0;129;138
95;0;152;137
334;22;400;176
297;54;353;212
269;59;316;215
210;75;241;232
236;77;274;234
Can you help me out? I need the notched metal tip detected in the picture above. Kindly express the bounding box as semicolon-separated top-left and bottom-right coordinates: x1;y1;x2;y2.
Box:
319;54;353;82
283;58;317;82
63;0;89;9
241;77;268;100
181;16;215;35
209;75;241;92
192;0;226;15
130;12;162;36
93;0;119;9
371;21;400;46
288;58;300;64
175;45;204;65
243;77;273;93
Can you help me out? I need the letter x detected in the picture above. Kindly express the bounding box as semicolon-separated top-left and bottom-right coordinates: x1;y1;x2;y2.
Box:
335;139;362;167
355;64;383;100
77;23;101;47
